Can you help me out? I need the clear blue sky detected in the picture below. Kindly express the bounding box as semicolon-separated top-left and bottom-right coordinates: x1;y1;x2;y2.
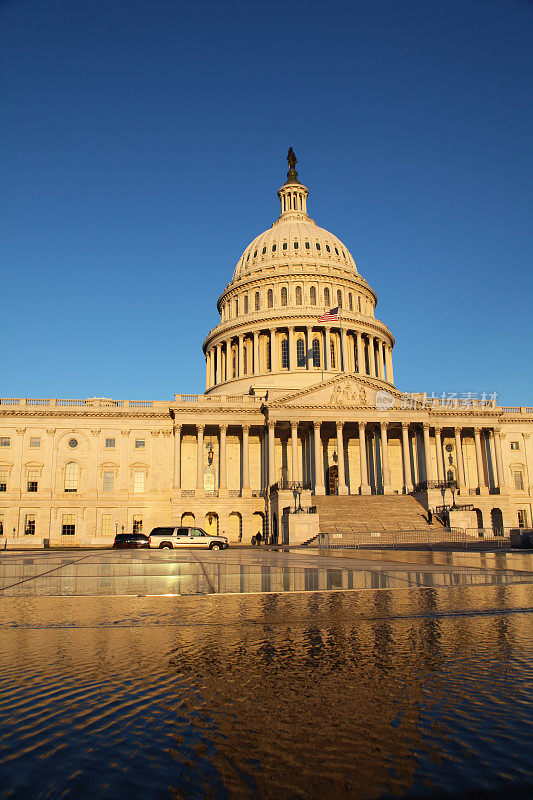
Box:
2;0;532;404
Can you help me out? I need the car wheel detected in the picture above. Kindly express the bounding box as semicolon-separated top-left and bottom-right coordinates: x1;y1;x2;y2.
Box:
210;543;221;550
159;542;173;549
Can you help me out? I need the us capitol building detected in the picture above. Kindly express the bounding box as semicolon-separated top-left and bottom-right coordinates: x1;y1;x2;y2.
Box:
1;152;532;546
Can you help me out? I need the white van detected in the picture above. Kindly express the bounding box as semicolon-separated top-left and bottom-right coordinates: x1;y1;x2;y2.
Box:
149;526;229;550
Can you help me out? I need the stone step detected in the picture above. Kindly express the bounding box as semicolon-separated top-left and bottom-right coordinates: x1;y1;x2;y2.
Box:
312;494;433;533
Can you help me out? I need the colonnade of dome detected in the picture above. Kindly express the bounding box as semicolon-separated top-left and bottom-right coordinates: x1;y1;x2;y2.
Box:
203;155;395;395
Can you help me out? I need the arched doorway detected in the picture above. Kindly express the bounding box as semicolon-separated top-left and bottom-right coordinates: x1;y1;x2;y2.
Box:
473;508;483;531
228;512;242;542
181;512;195;526
326;465;339;495
491;508;503;536
252;512;265;540
272;513;278;544
205;512;218;536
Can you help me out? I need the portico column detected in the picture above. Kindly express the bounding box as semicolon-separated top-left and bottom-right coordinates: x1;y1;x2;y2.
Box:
492;428;507;493
306;326;313;369
454;427;466;490
336;422;348;494
386;345;394;384
474;427;488;494
359;422;371;495
205;353;210;389
379;340;385;379
422;423;434;482
224;340;231;381
270;329;278;373
209;350;215;387
324;327;330;370
291;422;299;484
356;331;364;374
219;424;228;496
288;326;295;371
268;422;276;486
253;331;259;375
368;336;376;377
313;421;325;494
380;422;392;493
173;424;181;492
435;427;445;483
242;425;251;497
196;425;205;496
340;327;348;373
216;343;222;384
238;335;244;377
402;423;413;493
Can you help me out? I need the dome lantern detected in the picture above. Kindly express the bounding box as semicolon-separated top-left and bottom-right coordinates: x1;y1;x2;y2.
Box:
277;148;309;219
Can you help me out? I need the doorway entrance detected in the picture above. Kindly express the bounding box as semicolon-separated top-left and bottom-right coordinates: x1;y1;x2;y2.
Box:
326;465;339;495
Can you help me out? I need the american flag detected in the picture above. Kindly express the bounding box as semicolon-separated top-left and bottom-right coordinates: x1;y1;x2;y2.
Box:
317;306;339;322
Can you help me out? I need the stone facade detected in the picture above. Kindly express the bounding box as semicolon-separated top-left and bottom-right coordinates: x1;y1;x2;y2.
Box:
1;156;532;545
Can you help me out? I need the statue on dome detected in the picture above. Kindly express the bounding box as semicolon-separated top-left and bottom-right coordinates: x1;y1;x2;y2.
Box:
285;147;299;183
287;147;297;170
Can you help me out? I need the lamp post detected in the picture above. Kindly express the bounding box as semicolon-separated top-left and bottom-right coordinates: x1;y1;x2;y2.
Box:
450;481;458;510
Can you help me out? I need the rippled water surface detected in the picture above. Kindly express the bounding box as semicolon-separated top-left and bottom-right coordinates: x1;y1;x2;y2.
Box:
1;585;532;799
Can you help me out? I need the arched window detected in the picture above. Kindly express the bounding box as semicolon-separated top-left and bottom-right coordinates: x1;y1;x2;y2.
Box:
281;287;288;306
354;341;359;372
234;299;238;317
357;296;361;312
243;346;248;375
325;244;330;253
330;339;336;369
293;241;299;250
281;338;288;369
324;287;330;307
255;291;260;311
348;293;353;311
305;241;310;250
64;461;78;492
316;242;321;251
312;338;321;367
337;290;342;308
244;295;248;315
295;286;302;305
310;286;317;305
267;289;273;308
282;242;288;251
297;338;305;367
232;349;237;378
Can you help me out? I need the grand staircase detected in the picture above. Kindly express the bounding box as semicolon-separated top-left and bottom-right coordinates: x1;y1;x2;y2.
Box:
312;494;435;534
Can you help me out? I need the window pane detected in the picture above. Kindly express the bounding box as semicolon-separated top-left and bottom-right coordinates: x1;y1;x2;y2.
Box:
310;286;316;305
103;471;114;492
105;438;115;448
296;286;302;305
281;339;288;369
135;439;145;449
25;515;35;535
102;514;112;536
133;517;143;534
312;338;321;367
133;471;145;493
330;340;336;369
64;462;78;492
29;437;40;448
297;338;305;367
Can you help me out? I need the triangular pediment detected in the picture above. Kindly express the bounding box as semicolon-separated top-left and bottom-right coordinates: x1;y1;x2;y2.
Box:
268;375;404;409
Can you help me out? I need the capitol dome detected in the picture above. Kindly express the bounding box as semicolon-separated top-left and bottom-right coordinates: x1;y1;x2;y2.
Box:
203;150;395;395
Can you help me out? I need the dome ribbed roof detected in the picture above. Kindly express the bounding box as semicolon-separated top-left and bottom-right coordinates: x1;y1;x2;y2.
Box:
231;215;358;282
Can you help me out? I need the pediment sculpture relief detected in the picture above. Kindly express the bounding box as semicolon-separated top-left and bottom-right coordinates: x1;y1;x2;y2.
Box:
330;382;368;407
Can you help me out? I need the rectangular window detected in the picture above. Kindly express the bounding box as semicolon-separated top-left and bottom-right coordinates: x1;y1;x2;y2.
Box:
135;439;145;449
62;514;75;536
510;441;520;450
27;470;39;493
0;469;7;492
105;438;115;448
103;471;114;492
517;510;527;528
24;514;35;536
29;437;41;448
132;516;143;534
102;514;112;536
133;471;145;493
0;514;3;536
0;437;10;447
514;472;524;491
